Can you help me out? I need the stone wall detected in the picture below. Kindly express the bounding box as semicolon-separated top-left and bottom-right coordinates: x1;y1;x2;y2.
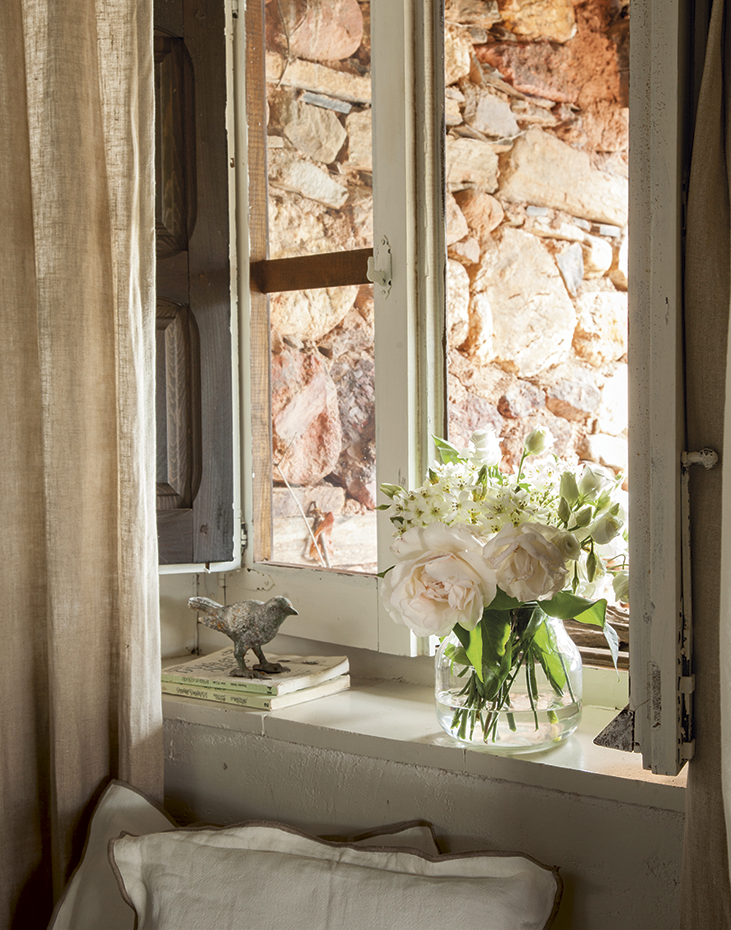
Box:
264;0;630;560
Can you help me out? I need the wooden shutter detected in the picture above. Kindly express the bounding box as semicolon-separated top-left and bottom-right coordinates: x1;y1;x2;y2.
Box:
154;0;234;565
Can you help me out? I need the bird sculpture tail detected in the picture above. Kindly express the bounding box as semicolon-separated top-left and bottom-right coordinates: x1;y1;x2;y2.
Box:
188;596;231;636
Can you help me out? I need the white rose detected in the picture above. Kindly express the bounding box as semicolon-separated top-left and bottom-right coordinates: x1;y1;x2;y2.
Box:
467;429;501;467
578;462;615;498
483;522;568;603
588;513;622;546
381;523;497;637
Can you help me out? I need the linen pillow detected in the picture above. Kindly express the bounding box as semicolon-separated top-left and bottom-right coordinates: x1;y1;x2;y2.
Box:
48;780;177;930
109;822;561;930
322;820;440;854
48;780;439;930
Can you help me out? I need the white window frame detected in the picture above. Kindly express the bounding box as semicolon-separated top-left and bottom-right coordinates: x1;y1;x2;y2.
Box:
222;0;446;658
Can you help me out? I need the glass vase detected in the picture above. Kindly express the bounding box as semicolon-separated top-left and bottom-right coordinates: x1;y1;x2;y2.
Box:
435;612;582;753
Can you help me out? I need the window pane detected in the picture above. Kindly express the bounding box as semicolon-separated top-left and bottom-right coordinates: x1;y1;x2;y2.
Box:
270;283;377;573
265;0;373;259
445;5;628;471
444;1;629;662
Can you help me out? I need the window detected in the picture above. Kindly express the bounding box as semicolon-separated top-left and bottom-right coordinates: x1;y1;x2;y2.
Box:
159;0;698;777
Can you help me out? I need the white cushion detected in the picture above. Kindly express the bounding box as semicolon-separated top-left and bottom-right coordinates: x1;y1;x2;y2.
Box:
323;820;439;855
109;822;560;930
48;780;176;930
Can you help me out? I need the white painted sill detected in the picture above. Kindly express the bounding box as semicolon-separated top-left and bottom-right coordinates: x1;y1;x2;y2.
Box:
162;655;686;813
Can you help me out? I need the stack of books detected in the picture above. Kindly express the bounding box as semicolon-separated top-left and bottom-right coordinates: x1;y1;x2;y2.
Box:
161;648;350;710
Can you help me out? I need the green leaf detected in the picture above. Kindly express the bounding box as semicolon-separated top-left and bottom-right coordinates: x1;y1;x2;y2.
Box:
452;622;471;652
375;565;394;578
530;623;567;696
601;618;620;670
432;435;463;464
541;591;606;625
478;608;512;694
487;587;522;611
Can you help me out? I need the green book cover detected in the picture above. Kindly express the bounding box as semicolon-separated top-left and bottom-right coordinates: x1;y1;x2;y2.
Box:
162;648;349;696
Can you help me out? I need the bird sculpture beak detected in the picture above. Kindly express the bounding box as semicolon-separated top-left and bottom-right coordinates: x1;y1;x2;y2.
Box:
288;606;299;616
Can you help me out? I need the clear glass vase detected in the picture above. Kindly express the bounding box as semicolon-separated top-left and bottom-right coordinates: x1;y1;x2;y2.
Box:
435;612;582;753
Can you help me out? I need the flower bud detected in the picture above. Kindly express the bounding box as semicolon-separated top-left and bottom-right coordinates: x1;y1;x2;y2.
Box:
573;506;593;529
524;427;553;457
578;463;614;499
613;571;630;603
557;496;572;524
560;471;579;506
589;513;622;546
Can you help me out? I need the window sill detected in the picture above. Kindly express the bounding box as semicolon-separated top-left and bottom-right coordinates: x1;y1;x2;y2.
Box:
162;676;686;814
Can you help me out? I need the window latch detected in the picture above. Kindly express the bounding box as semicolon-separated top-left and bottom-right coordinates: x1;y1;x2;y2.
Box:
366;236;392;297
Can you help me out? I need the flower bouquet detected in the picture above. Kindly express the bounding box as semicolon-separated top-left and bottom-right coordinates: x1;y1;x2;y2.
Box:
379;428;628;752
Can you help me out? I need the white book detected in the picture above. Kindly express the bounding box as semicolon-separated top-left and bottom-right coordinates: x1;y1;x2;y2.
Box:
162;648;349;696
162;674;350;710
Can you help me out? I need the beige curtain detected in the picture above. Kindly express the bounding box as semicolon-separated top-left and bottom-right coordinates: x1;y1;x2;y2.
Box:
0;0;161;925
682;0;731;925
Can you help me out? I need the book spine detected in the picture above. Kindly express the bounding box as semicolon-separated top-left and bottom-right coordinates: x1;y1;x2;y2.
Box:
161;673;276;696
162;681;276;709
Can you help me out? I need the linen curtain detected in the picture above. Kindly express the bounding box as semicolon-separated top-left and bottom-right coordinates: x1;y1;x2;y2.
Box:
682;0;731;924
0;0;161;926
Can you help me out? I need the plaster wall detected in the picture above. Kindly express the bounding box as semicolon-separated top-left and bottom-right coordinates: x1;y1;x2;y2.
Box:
164;717;683;930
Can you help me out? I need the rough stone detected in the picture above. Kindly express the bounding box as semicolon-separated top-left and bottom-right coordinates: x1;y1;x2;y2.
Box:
583;433;628;474
266;0;363;63
453;189;504;242
609;234;628;291
497;0;576;43
445;0;501;29
266;53;371;104
479;0;622;109
498;128;628;227
445;95;463;127
267;190;372;260
448;237;481;265
343;108;372;171
555;241;584;297
446;136;500;192
448;368;504;450
545;367;602;421
270;285;359;342
472;226;577;377
446;259;471;349
498;380;545;419
446;192;469;245
462;85;519;139
581;233;613;278
328;355;376;508
268;149;349;208
573;288;628;367
445;23;474;86
269;91;347;164
596;365;628;435
271;345;342;486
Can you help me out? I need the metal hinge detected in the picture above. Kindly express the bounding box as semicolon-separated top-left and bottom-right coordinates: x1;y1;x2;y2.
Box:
231;0;239;17
241;523;248;555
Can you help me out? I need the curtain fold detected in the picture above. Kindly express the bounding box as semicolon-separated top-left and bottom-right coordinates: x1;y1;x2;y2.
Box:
0;0;161;925
682;0;731;925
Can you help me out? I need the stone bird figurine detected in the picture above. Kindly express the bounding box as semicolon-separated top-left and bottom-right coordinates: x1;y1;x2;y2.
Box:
188;595;298;678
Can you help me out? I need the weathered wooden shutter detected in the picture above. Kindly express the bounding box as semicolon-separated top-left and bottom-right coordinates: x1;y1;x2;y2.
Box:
154;0;234;565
